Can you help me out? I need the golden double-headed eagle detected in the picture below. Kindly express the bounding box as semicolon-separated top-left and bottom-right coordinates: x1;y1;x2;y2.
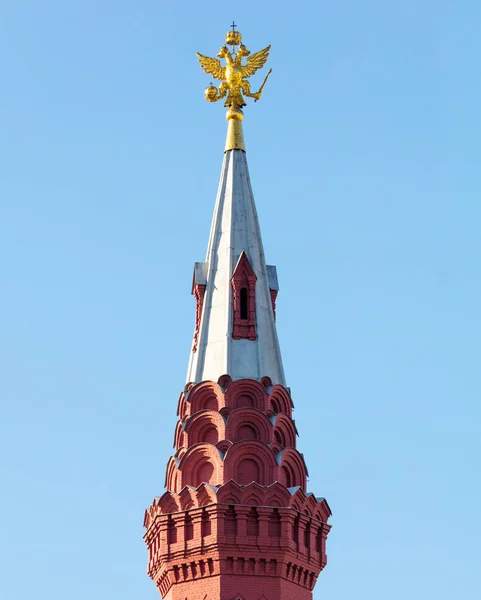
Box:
196;26;272;110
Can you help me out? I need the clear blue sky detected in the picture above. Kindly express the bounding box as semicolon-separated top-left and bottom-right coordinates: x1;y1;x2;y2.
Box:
1;1;480;599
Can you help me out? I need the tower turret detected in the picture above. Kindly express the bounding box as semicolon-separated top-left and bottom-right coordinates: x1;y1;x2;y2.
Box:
144;28;331;600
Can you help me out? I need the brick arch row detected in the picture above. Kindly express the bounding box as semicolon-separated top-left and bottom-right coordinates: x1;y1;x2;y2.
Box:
175;408;292;451
164;440;308;493
176;379;294;420
173;384;296;456
143;480;331;528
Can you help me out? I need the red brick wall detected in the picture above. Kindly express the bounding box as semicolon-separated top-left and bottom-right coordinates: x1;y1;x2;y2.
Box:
144;379;332;600
164;573;314;600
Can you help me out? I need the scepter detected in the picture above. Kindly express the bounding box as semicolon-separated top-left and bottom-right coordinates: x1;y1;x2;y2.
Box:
254;68;272;102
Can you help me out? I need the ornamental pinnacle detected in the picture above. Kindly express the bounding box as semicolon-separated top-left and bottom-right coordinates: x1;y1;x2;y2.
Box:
196;27;272;109
196;26;272;150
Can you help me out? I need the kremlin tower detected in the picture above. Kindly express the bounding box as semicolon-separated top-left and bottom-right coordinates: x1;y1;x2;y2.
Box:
143;27;331;600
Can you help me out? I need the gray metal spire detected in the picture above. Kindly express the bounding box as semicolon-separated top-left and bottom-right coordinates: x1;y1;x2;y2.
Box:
187;148;286;385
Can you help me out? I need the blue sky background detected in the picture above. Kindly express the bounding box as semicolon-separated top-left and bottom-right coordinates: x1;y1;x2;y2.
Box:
1;1;480;599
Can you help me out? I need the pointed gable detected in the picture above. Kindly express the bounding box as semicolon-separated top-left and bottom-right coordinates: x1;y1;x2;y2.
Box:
232;252;257;340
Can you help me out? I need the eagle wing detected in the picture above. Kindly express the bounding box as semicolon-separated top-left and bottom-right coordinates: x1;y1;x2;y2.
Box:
241;45;271;78
196;53;226;80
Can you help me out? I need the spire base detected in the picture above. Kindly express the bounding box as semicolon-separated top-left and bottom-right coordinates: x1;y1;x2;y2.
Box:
225;107;245;152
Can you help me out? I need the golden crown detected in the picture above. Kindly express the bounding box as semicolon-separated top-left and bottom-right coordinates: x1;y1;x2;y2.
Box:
225;29;242;46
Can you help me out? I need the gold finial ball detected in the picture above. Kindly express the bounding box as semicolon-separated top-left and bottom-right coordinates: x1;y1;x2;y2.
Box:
205;85;218;102
225;29;242;46
226;106;244;121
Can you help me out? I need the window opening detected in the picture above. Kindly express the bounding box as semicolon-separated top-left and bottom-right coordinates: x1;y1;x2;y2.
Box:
240;287;248;319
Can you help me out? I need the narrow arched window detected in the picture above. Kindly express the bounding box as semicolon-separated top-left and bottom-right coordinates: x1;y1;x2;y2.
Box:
240;287;248;319
231;252;257;340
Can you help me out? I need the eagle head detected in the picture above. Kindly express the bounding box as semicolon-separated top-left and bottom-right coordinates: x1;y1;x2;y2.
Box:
217;46;230;59
237;44;250;58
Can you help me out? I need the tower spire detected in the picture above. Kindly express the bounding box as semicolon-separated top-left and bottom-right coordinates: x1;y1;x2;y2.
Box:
189;28;280;385
187;123;285;384
144;29;331;600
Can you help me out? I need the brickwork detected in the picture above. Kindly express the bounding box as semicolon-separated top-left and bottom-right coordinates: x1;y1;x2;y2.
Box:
144;380;331;600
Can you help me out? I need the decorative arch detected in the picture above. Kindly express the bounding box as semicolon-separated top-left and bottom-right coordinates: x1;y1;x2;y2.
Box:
224;440;277;486
268;385;293;416
188;381;225;414
177;393;189;420
216;439;233;455
243;491;263;506
178;443;223;489
272;413;297;448
158;490;180;515
225;379;267;412
176;392;184;417
281;464;295;488
195;482;217;507
165;456;180;493
175;447;186;460
264;482;291;507
266;494;284;508
143;506;156;529
179;487;197;511
269;440;283;455
219;406;232;419
184;410;225;447
217;374;232;389
260;376;272;389
173;421;185;450
226;407;272;444
305;493;319;517
217;480;243;505
289;495;303;513
290;487;323;518
278;448;308;490
314;498;332;523
233;481;266;507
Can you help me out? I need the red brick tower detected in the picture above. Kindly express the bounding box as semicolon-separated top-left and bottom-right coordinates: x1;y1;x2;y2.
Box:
144;28;331;600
